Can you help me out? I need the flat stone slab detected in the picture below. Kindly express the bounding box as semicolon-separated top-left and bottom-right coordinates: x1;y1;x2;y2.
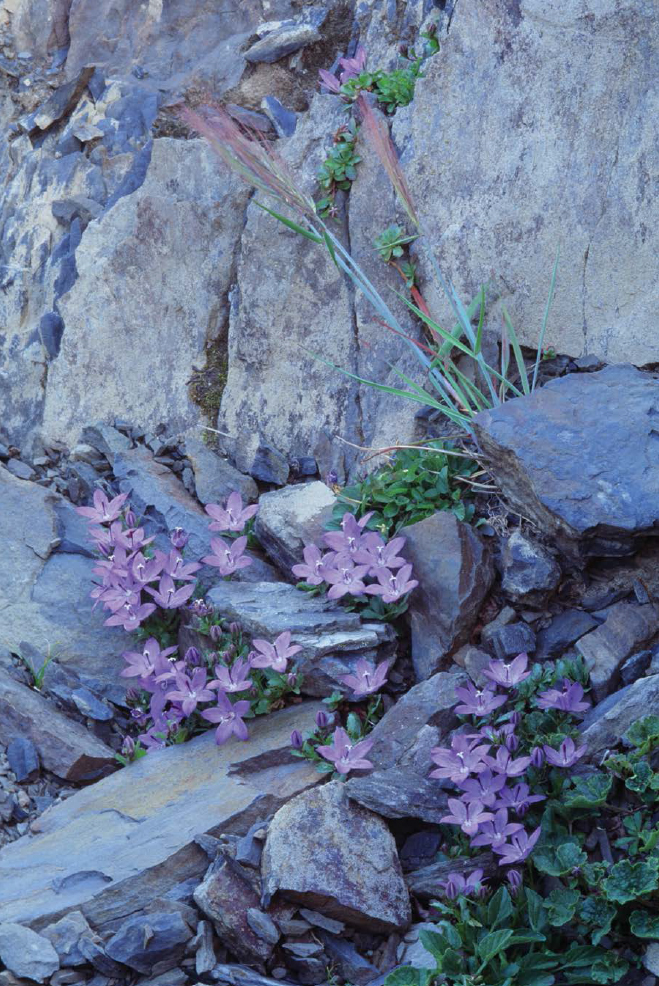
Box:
206;582;396;696
0;703;321;931
474;365;659;556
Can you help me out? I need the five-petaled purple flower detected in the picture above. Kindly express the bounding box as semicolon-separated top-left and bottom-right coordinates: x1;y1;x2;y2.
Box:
470;808;524;849
430;734;490;784
291;545;336;585
441;798;494;837
483;653;531;689
146;574;196;609
440;869;486;900
202;536;251;576
536;680;590;713
318;727;374;775
454;682;507;717
364;564;418;603
340;658;389;698
543;736;587;768
493;826;542;866
324;558;371;600
211;657;254;693
497;783;546;815
205;492;258;533
120;637;178;678
76;488;129;524
201;691;251;744
166;668;216;716
249;631;302;672
484;748;532;778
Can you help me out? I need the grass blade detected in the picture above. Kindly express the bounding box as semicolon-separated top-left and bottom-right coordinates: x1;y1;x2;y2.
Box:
502;306;530;396
254;202;323;243
532;246;559;391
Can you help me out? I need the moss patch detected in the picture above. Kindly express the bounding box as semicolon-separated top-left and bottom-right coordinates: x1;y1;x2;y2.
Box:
188;338;228;428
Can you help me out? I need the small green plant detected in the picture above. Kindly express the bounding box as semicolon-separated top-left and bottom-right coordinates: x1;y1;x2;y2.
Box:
374;224;418;262
316;121;361;218
327;442;480;538
19;643;56;690
340;61;424;112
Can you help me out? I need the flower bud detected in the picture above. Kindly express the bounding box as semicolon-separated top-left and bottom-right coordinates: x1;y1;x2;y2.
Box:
506;870;522;896
290;729;303;749
325;469;338;486
229;622;242;636
125;510;137;528
510;711;522;727
505;732;519;752
185;646;201;667
97;542;111;557
125;687;139;704
170;527;189;549
121;736;135;757
209;625;223;643
444;878;459;900
531;746;545;768
130;709;147;726
315;710;329;730
287;672;298;687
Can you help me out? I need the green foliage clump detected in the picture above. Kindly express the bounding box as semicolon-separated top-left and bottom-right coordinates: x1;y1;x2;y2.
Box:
327;443;479;538
316;121;361;218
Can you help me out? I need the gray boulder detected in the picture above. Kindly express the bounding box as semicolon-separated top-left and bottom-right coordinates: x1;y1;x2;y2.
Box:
194;855;273;968
500;530;561;604
580;674;659;755
474;366;659;557
40;911;94;967
534;610;600;661
0;703;323;930
262;782;411;933
0;671;116;782
244;15;325;64
254;481;336;574
393;0;659;366
105;911;193;973
206;581;396;696
183;435;258;506
0;923;59;982
575;601;658;699
403;512;494;680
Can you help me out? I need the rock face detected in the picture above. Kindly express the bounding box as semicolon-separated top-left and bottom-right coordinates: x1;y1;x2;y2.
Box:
41;139;250;448
0;467;130;701
254;481;336;574
0;923;60;982
500;531;561;604
393;0;659;365
403;513;494;680
0;672;116;782
262;782;411;932
346;671;466;822
575;601;658;699
580;674;659;755
206;581;396;696
0;703;322;930
474;366;659;557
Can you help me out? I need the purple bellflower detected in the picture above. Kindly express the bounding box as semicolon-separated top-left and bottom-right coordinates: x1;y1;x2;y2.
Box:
454;682;507;717
493;826;542;866
249;631;302;672
340;658;389;698
536;680;590;713
354;533;406;572
120;637;178;678
76;489;128;524
543;736;587;768
364;564;418;603
430;735;490;784
457;769;507;807
324;558;371;599
211;657;254;693
470;808;524;849
440;869;486;900
484;748;532;777
291;545;336;585
201;691;251;744
146;574;196;609
202;536;252;576
497;782;546;815
318;726;374;775
483;653;531;689
105;601;156;631
205;492;258;533
440;798;494;837
166;668;216;716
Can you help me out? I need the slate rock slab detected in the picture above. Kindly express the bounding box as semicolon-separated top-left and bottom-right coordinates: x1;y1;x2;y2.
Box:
534;609;600;660
194;854;273;968
183;435;257;506
105;911;193;973
575;601;658;699
474;366;659;556
206;581;396;696
262;781;411;933
0;671;116;782
500;530;561;604
580;674;659;755
254;482;336;575
403;513;494;680
41;911;94;967
0;703;322;930
0;923;60;982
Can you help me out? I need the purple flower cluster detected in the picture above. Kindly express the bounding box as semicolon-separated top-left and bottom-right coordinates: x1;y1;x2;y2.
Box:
123;628;301;750
430;653;589;877
77;489;256;632
291;511;418;604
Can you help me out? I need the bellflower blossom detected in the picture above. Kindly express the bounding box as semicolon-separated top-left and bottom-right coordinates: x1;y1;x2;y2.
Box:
470;808;524;849
493;826;542;865
146;574;196;609
201;536;251;576
205;492;258;533
536;680;590;713
211;657;254;693
364;564;419;603
483;653;531;689
457;769;507;806
440;869;486;900
291;545;336;585
430;734;490;784
201;692;251;744
324;558;371;599
120;637;178;678
440;798;494;837
497;783;546;815
543;736;587;768
454;682;507;717
484;748;532;777
76;489;129;524
318;726;374;775
249;631;302;672
340;658;389;698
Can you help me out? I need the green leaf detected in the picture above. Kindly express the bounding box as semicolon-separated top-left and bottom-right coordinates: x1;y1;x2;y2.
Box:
533;840;587;877
525;888;549;933
591;955;629;984
384;966;432;986
487;886;513;929
502;305;530;395
579;897;616;945
545;886;580;926
630;909;659;939
625;714;659;749
562;773;613;809
477;929;513;966
602;859;659;904
531;246;559;392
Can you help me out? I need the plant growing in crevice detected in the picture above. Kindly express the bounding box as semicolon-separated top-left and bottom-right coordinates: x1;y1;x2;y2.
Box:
316;120;360;219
